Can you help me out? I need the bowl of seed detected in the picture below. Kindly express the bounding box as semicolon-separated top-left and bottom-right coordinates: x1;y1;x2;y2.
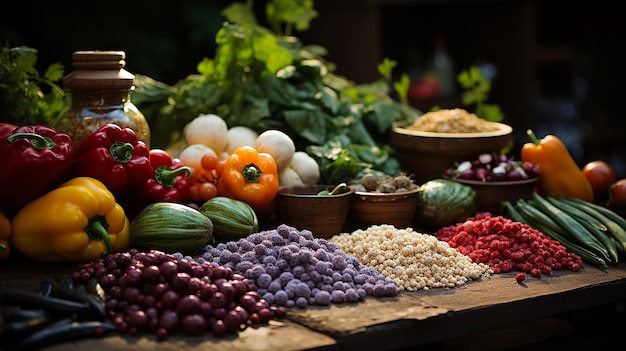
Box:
390;108;513;185
348;173;420;230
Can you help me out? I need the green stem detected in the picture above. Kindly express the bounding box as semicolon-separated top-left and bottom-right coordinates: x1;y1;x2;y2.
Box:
317;183;349;196
6;133;56;150
86;216;112;257
154;165;192;188
242;163;262;183
526;129;541;146
109;141;134;164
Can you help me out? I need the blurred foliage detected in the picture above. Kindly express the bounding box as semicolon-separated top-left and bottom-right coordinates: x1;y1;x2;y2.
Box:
0;45;67;126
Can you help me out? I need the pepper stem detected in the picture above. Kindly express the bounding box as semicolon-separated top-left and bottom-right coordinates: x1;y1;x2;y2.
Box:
109;141;134;164
154;165;192;188
241;163;262;183
526;129;541;146
6;133;57;151
86;215;113;257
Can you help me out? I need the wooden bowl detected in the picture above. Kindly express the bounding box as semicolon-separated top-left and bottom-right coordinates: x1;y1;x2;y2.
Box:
446;177;539;215
348;188;420;230
389;121;514;185
276;184;354;239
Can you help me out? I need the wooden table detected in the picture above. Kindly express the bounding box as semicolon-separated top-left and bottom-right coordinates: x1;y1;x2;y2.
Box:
2;257;626;351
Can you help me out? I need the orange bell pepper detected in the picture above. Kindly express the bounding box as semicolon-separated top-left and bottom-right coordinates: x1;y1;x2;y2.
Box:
0;209;11;260
521;129;594;202
217;146;279;211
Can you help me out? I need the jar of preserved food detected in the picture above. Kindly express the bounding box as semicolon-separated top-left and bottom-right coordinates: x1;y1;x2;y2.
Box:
55;50;151;147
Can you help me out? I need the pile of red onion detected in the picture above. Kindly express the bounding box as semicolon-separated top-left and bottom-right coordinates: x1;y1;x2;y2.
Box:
444;152;540;182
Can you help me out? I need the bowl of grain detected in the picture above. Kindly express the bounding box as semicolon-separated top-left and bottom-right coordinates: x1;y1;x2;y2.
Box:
389;108;513;185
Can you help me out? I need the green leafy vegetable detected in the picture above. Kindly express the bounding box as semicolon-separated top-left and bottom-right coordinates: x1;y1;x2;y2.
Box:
457;65;503;122
0;45;66;126
377;57;410;106
265;0;318;35
132;0;421;184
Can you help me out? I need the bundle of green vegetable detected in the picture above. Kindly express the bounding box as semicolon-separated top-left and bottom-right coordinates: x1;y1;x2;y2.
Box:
131;0;421;185
503;193;626;267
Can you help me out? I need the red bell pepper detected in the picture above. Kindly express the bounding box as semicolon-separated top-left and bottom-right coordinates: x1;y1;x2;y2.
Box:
121;149;192;219
0;124;74;217
72;124;152;198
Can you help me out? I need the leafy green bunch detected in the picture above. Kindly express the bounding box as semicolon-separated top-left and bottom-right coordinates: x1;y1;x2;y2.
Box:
0;45;66;126
134;0;420;184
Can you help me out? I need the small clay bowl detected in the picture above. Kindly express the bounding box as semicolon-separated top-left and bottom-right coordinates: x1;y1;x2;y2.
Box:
348;187;420;230
276;184;354;239
446;177;539;215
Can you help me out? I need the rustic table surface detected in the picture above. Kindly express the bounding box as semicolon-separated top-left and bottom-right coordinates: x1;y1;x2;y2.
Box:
2;256;626;351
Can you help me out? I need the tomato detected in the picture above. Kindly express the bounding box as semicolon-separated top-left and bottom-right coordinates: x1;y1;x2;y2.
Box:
609;178;626;203
200;152;219;171
190;182;218;203
582;160;616;202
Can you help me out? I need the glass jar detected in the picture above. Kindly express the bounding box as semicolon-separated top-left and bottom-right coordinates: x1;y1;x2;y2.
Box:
55;50;151;147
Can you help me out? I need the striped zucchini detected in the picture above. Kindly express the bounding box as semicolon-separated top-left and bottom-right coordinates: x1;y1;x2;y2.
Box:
130;202;213;253
198;196;259;242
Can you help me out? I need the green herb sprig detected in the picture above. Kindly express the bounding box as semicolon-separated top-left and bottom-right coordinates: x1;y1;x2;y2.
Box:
457;65;504;122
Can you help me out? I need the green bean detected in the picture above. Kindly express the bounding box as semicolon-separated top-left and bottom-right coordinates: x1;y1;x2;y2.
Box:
532;193;610;262
501;200;526;223
560;196;626;252
517;199;565;234
546;196;619;263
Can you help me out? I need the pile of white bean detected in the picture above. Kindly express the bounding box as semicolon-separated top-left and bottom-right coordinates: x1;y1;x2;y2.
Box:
330;225;493;291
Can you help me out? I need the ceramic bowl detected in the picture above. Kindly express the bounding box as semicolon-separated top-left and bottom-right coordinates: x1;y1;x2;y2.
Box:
389;121;514;185
348;187;420;230
276;184;354;239
446;177;539;215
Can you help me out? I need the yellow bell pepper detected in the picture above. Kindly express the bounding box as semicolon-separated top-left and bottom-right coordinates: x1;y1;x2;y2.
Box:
0;209;11;260
11;177;130;262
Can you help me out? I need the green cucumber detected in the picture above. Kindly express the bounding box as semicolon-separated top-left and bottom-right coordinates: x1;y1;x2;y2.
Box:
130;202;213;253
198;196;259;242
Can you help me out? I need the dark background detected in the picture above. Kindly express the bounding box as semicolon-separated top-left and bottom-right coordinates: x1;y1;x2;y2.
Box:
2;0;625;176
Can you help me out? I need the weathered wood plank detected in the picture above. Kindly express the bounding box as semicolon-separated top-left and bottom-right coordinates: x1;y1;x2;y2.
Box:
2;258;625;351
